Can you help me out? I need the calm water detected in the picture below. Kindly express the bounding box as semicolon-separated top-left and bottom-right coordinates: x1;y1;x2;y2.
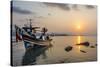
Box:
12;36;97;66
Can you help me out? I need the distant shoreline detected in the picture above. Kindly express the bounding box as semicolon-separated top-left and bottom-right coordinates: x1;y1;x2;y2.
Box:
50;35;97;37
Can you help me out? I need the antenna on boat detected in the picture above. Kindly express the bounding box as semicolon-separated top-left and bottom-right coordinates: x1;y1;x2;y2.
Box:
29;19;32;28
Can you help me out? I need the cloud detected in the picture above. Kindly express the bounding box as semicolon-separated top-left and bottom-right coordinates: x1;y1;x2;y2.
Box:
44;2;96;11
43;2;70;11
72;4;79;10
85;5;95;9
11;6;33;14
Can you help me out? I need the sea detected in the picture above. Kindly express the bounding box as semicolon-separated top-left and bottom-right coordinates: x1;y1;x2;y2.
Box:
11;36;97;66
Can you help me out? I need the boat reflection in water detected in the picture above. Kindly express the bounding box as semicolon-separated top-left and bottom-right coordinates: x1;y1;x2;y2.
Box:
22;44;53;65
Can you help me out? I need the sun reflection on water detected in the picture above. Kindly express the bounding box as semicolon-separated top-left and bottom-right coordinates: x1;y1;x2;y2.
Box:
77;36;81;44
77;36;81;50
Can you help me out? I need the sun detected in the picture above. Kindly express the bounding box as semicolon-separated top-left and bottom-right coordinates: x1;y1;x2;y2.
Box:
77;25;81;29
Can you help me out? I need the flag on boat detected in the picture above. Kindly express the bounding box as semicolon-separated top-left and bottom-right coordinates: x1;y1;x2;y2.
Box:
15;25;22;42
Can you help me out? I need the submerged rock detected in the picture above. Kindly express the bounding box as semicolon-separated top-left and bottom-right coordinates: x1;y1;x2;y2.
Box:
65;46;73;52
76;41;90;47
90;46;95;48
80;50;86;53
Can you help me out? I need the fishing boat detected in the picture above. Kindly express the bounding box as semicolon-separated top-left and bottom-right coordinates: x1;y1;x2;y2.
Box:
15;19;52;49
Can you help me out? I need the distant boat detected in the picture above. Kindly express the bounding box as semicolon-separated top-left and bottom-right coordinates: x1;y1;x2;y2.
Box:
15;19;52;49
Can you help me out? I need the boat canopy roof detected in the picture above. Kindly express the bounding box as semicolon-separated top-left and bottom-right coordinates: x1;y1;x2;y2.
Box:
22;27;40;30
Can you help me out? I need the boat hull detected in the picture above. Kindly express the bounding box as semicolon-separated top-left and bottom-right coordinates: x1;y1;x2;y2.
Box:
22;34;52;48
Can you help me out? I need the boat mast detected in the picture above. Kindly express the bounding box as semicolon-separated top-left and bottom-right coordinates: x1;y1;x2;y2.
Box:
29;19;32;34
29;19;32;28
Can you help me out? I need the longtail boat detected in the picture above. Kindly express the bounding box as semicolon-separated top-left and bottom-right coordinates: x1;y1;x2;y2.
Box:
15;19;52;49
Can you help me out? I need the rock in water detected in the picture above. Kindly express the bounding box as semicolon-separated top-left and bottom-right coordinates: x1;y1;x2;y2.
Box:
65;46;73;52
90;46;95;48
76;41;90;47
80;50;86;53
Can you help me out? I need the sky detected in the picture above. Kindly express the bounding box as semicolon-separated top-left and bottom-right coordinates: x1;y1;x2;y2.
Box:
11;1;97;35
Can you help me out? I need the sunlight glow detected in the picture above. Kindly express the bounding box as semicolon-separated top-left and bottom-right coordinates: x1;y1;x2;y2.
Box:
77;25;81;29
